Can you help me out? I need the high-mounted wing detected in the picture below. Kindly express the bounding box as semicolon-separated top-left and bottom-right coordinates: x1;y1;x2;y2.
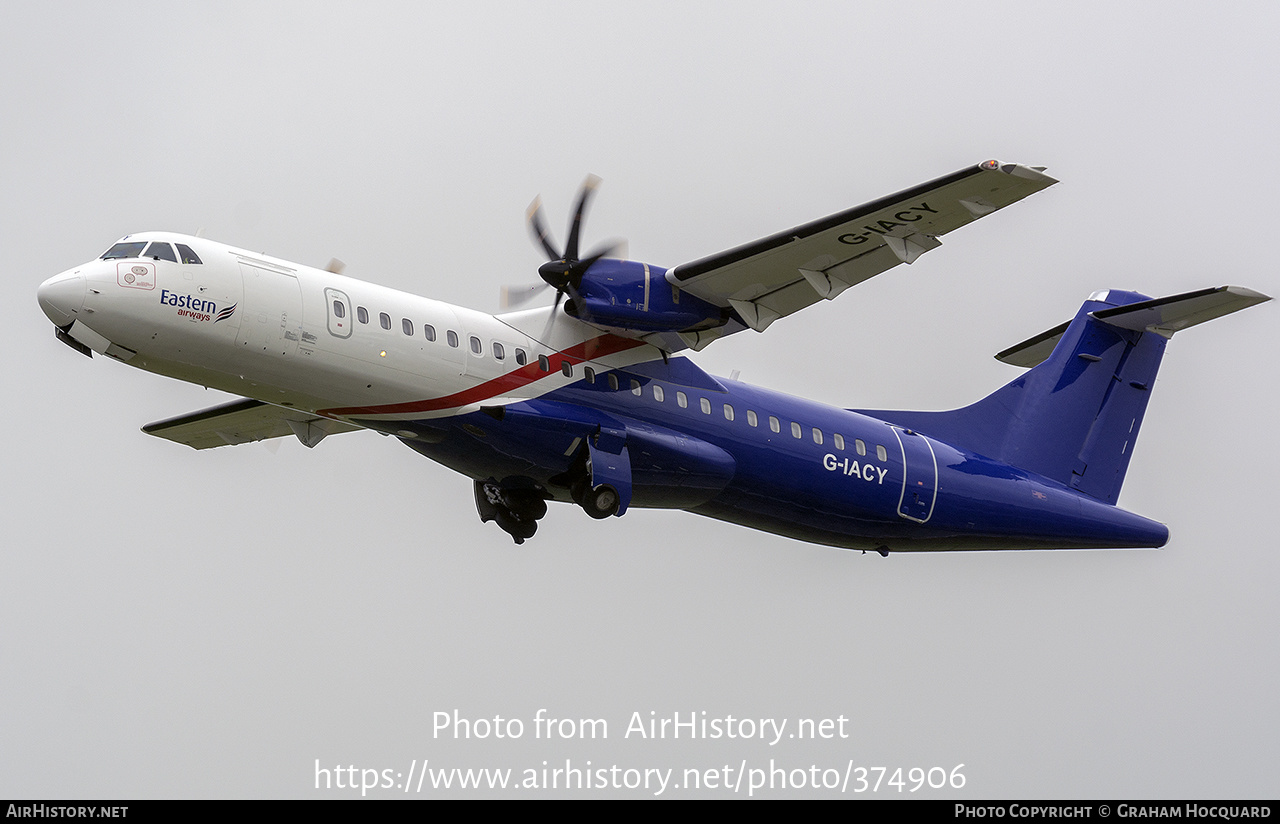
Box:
666;160;1056;344
142;398;361;450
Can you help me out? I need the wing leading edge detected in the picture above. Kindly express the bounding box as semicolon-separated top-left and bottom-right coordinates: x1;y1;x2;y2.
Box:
666;160;1057;343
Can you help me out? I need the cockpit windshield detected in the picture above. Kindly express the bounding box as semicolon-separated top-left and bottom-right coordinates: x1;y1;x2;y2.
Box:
145;241;177;263
100;241;147;260
100;239;202;264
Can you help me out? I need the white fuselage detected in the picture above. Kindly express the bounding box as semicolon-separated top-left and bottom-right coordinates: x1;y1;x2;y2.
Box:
39;232;657;424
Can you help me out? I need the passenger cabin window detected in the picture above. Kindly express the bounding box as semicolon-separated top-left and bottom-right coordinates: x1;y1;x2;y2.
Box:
469;335;481;355
423;324;436;341
561;361;573;377
855;439;867;456
584;366;595;383
812;428;823;444
144;242;176;262
653;385;664;402
402;318;413;336
676;391;688;409
791;422;802;439
447;330;459;348
700;398;711;414
493;342;505;360
876;445;888;462
723;404;734;421
101;241;147;260
515;349;527;366
380;313;391;330
747;410;758;427
769;416;780;433
357;307;369;324
607;373;619;390
332;300;346;318
631;379;642;397
833;433;845;450
175;243;202;264
538;354;550;371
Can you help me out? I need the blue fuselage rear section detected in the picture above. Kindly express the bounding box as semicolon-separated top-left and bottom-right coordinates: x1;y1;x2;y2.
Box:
381;354;1168;552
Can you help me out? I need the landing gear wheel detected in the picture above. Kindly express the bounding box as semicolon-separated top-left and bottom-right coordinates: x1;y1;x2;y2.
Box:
582;484;620;519
495;510;538;544
474;479;548;545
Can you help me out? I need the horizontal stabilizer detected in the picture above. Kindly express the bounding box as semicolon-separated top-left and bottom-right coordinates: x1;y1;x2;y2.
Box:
994;320;1070;368
1090;285;1270;337
142;398;360;449
997;286;1270;367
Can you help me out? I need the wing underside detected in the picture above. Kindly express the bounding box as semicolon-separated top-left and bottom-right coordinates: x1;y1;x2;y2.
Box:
142;398;361;450
664;160;1057;345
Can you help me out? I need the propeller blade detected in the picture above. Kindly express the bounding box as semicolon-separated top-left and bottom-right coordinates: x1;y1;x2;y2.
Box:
582;238;624;261
563;174;601;262
566;239;624;288
526;196;561;261
539;288;566;344
526;175;620;298
500;282;551;310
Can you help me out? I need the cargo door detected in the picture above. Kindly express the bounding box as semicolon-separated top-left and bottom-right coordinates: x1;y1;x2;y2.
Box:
237;263;303;356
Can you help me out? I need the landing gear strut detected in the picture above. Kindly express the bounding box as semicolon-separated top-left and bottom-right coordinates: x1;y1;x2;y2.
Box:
474;480;549;545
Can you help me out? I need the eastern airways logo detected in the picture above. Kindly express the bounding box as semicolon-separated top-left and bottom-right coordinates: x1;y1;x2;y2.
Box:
160;289;235;323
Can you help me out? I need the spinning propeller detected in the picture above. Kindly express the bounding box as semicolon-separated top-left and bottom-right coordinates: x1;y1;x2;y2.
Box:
502;175;622;320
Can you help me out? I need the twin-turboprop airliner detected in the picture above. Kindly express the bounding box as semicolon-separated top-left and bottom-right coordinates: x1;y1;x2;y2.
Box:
37;161;1269;550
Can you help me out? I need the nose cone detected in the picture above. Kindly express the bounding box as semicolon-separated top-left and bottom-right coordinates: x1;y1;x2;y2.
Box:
38;271;86;327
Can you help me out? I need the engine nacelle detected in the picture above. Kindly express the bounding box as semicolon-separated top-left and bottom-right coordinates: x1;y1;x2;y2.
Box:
566;259;726;333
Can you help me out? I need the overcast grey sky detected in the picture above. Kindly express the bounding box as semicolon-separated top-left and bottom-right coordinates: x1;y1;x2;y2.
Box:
3;1;1277;798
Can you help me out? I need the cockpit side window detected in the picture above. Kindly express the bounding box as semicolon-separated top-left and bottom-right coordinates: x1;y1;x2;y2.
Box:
144;242;177;263
174;243;203;264
100;241;147;260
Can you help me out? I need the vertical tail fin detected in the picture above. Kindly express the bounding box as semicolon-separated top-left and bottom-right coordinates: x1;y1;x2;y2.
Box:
861;286;1269;504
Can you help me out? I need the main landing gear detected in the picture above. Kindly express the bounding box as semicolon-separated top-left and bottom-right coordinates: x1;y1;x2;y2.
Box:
570;477;621;520
477;435;632;543
474;480;548;545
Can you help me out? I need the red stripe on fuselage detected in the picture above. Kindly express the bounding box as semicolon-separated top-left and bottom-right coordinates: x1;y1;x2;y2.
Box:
320;333;647;417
